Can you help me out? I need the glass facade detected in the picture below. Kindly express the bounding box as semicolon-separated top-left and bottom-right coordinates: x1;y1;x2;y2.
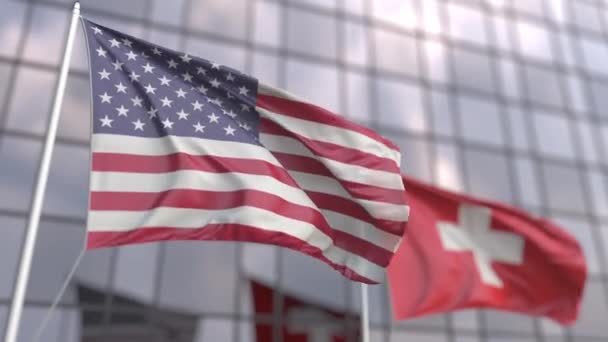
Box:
0;0;607;340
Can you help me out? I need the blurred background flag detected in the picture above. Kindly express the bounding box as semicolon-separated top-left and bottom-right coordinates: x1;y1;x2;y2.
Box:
81;18;409;284
388;176;587;324
251;279;360;341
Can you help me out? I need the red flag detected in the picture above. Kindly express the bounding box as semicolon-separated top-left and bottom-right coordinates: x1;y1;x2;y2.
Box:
251;280;359;341
388;176;587;324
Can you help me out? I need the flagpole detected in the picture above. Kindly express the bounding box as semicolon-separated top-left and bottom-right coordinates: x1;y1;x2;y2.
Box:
361;284;371;342
3;3;80;342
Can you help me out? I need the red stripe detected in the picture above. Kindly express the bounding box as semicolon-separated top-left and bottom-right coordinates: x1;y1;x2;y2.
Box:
256;94;400;152
93;153;298;187
272;152;407;205
87;225;378;284
260;119;400;173
307;191;405;236
93;153;405;236
91;190;394;266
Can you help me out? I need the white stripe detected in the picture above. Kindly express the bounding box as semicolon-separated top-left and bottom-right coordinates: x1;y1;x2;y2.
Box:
88;206;385;282
256;105;402;163
91;170;403;251
260;133;404;190
321;210;402;252
287;170;409;222
91;170;315;208
92;134;282;167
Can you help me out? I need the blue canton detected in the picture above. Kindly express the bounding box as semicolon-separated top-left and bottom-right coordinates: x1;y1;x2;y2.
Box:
82;19;260;145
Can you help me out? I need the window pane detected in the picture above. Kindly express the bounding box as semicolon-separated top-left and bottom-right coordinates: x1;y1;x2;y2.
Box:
0;216;24;299
44;143;89;217
511;0;544;17
194;318;234;341
434;143;464;192
464;148;513;203
425;40;449;84
384;132;431;181
590;80;608;118
452;310;479;331
0;63;11;110
159;242;238;314
571;280;608;336
523;65;564;109
492;15;512;52
541;162;585;213
506;106;530;152
282;249;347;311
287;8;337;60
499;58;520;100
242;243;277;283
430;90;455;137
372;0;417;30
185;39;246;71
6;66;56;134
448;3;487;46
59;74;91;142
516;20;554;63
587;170;608;218
376;78;426;133
343;20;368;67
188;0;248;40
484;311;534;333
0;0;27;59
514;157;541;208
452;47;495;94
532;111;575;160
286;59;339;112
289;0;337;10
113;244;159;302
374;29;419;77
252;51;280;87
567;75;588;114
581;37;608;76
23;6;69;65
572;1;603;34
0;137;41;211
458;95;505;147
390;331;448;342
345;70;371;124
28;220;83;303
577;120;599;164
254;0;281;47
150;0;185;26
421;0;442;34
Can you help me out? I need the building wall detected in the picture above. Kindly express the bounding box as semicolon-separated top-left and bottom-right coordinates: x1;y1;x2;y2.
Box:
0;0;607;341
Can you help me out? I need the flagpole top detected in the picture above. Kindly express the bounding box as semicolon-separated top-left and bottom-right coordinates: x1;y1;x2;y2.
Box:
73;2;80;13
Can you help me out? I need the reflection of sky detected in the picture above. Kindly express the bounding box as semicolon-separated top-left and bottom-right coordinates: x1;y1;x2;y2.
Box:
1;0;608;339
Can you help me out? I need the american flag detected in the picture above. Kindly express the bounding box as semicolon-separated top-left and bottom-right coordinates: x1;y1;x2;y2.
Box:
82;18;409;283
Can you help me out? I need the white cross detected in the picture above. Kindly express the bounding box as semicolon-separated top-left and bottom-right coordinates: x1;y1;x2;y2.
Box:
437;204;525;288
286;307;344;342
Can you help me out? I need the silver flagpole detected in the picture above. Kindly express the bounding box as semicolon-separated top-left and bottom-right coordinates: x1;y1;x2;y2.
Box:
3;2;81;342
361;284;370;342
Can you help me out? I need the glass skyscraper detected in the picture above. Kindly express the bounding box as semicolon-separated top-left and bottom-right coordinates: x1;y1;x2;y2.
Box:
0;0;607;340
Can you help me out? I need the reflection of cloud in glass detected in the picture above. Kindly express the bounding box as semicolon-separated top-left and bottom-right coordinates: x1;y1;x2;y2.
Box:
435;152;462;192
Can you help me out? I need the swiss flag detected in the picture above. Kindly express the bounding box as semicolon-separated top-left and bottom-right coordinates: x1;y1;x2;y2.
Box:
388;176;587;324
251;280;359;341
